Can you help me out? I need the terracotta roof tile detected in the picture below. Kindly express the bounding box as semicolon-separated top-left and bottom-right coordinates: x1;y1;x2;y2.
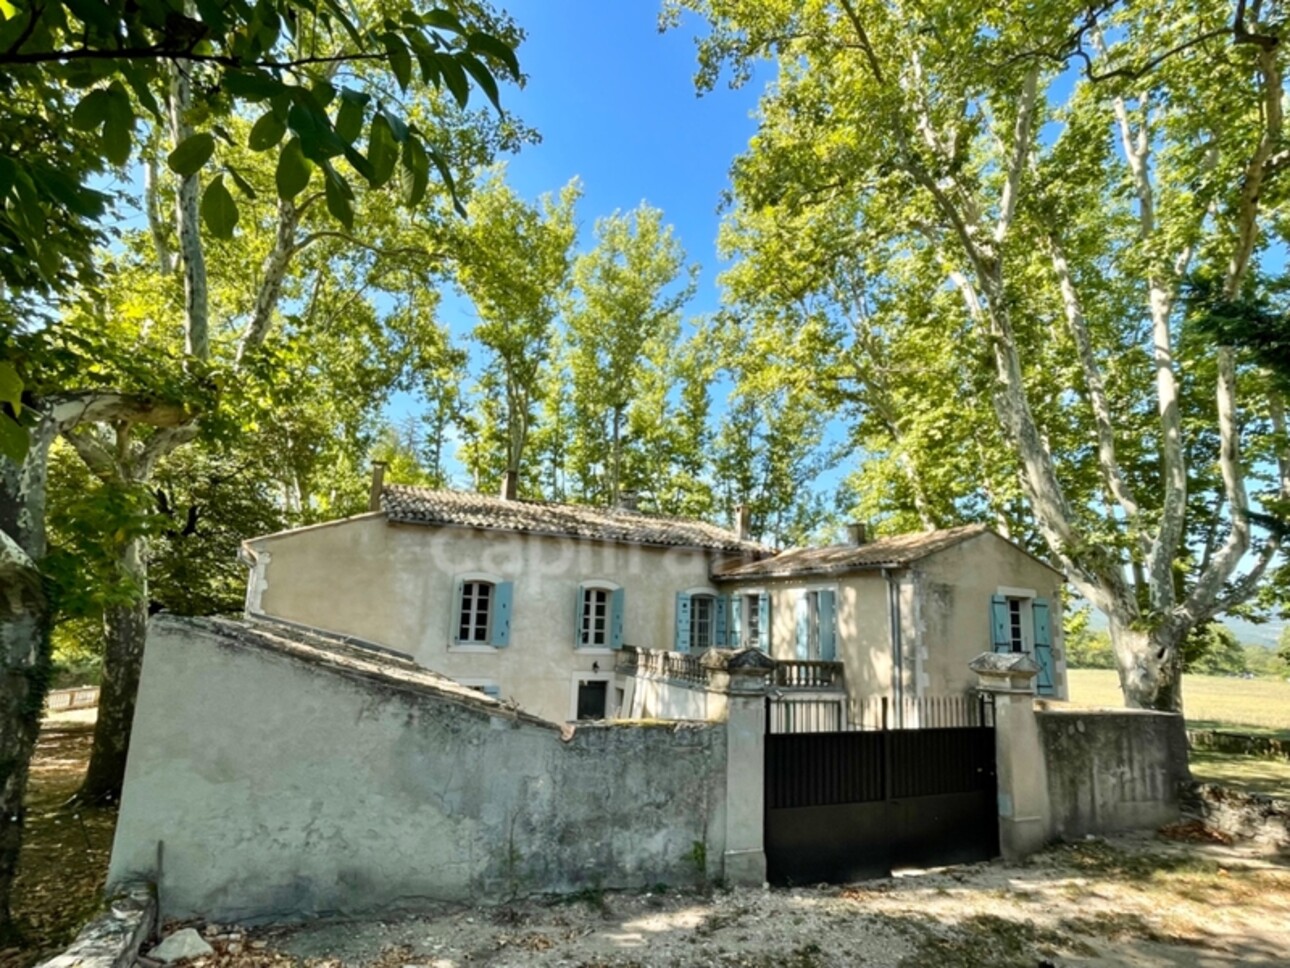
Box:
713;524;999;579
381;485;771;554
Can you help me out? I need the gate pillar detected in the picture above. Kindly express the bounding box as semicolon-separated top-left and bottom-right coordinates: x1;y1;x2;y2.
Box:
713;649;775;886
969;652;1051;860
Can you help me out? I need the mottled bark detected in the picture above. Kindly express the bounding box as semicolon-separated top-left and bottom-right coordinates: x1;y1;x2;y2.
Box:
0;420;54;940
75;535;147;805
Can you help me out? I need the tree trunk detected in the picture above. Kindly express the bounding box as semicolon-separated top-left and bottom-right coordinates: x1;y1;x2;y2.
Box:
1108;614;1185;712
0;422;56;940
75;535;147;805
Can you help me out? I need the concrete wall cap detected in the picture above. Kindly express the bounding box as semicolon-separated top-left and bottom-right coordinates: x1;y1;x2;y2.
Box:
722;649;777;673
969;651;1039;676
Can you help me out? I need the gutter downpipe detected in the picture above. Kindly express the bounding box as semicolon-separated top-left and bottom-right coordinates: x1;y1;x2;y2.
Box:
883;567;904;728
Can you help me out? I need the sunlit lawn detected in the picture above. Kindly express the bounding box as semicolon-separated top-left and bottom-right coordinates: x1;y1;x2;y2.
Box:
1065;669;1290;798
1065;668;1290;737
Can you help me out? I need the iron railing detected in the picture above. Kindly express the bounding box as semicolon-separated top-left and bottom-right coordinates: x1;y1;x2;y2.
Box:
768;693;994;734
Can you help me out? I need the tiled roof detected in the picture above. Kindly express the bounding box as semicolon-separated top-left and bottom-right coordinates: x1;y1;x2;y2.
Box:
381;485;771;554
714;524;1008;579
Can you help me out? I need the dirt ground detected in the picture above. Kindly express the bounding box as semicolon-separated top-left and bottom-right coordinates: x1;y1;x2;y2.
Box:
0;711;115;968
159;832;1290;968
10;711;1290;968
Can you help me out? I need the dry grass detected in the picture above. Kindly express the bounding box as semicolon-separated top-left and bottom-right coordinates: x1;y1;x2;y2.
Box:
1066;668;1290;735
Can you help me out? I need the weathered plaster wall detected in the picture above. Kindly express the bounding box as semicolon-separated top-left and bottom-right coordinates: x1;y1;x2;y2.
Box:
917;533;1067;699
247;516;720;723
109;617;727;922
1037;706;1189;840
627;674;725;722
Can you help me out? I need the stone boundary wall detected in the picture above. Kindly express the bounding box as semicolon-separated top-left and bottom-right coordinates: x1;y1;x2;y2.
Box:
1187;729;1290;761
35;884;154;968
109;617;728;923
1036;706;1190;841
1184;783;1290;849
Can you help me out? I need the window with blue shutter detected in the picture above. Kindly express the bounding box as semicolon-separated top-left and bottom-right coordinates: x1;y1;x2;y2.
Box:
818;589;837;661
456;577;502;645
674;592;692;653
729;594;743;647
990;595;1012;653
610;587;625;650
489;581;513;647
757;593;771;652
794;593;810;660
1033;598;1055;694
714;595;729;647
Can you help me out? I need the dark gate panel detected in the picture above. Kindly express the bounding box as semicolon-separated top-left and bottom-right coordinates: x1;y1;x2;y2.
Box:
764;708;998;886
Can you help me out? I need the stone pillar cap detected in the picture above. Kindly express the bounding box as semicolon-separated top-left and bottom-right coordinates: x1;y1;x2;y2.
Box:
968;652;1039;676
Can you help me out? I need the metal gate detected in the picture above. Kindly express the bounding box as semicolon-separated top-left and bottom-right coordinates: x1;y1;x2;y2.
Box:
763;696;998;885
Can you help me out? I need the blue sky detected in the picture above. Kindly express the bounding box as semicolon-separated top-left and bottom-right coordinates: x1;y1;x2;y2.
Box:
481;0;761;317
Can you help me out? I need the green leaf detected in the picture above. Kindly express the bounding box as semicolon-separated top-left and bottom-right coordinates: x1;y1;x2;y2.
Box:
222;68;282;101
335;88;369;145
439;57;470;109
367;113;398;188
275;137;311;200
459;54;502;113
225;164;257;199
248;109;286;151
342;144;375;183
0;413;28;464
101;83;134;167
426;144;465;217
466;31;520;80
70;89;111;131
400;136;428;207
423;8;467;34
201;174;238;238
323;165;355;231
167;132;216;175
383;33;412;91
0;360;22;412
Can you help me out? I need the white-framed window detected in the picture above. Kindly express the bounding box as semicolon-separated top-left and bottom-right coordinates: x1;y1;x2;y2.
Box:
576;580;623;651
452;573;512;649
990;588;1056;696
675;586;724;653
730;590;769;652
794;587;838;661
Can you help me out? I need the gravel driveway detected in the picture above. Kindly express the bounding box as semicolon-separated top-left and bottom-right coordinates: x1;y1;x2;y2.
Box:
165;832;1290;968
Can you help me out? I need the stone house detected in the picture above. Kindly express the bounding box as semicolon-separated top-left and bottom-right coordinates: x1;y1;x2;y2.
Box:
241;481;1066;725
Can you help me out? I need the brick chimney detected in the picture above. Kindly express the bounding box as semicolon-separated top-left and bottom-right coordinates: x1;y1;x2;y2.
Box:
368;460;387;513
846;522;868;545
499;469;518;501
734;503;752;541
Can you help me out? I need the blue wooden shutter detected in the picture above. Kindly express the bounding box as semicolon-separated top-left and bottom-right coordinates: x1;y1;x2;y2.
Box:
1032;598;1055;694
758;593;771;652
714;595;729;647
611;587;625;650
819;589;837;661
729;595;743;648
675;592;692;653
490;581;513;647
990;595;1011;653
574;585;586;647
794;593;810;660
452;578;465;643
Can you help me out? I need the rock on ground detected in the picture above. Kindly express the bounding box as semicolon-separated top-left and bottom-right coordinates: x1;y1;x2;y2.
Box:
149;928;215;963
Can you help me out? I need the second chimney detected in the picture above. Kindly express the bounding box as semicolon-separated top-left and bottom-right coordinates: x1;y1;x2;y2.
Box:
846;522;868;545
499;469;518;501
368;460;388;513
734;503;752;541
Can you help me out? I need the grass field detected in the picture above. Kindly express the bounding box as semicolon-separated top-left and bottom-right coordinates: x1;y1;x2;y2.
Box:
1066;669;1290;797
1065;668;1290;737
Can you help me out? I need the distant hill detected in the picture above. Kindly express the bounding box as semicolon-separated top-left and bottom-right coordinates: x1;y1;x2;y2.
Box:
1085;610;1284;649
